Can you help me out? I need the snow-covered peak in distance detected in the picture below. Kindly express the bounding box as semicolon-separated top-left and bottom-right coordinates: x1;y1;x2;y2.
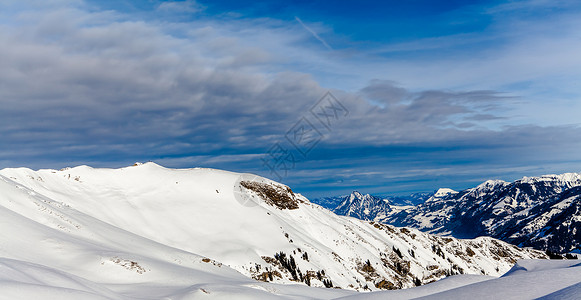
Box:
419;188;458;206
351;190;364;198
312;191;431;212
0;164;548;298
433;188;458;198
331;191;392;221
464;179;510;198
345;191;384;203
517;173;581;193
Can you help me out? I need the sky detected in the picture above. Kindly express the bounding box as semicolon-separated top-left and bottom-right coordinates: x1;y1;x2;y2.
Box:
1;0;581;198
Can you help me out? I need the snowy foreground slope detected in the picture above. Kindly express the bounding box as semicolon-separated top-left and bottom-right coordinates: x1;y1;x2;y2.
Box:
1;163;574;299
338;260;581;300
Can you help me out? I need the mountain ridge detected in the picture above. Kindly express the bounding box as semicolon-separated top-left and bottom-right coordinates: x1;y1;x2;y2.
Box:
319;172;581;253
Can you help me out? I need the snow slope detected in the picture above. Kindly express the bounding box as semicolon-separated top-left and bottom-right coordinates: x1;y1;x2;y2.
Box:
0;166;351;299
0;163;553;299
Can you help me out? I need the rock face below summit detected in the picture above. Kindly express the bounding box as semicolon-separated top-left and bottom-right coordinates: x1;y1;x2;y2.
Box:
240;180;300;209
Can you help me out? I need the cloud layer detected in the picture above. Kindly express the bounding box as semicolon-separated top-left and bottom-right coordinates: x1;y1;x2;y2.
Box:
1;0;580;198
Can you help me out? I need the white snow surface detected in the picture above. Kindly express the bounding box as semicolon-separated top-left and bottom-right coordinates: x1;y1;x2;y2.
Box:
432;188;458;198
0;163;576;299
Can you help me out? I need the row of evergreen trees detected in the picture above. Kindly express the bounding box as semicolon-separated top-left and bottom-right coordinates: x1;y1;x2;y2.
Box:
545;250;578;260
274;251;332;287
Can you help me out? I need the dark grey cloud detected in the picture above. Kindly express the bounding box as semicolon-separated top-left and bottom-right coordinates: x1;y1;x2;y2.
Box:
0;3;329;169
359;79;509;126
304;81;516;148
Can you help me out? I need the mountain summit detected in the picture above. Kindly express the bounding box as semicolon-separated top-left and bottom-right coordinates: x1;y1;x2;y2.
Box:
332;191;392;221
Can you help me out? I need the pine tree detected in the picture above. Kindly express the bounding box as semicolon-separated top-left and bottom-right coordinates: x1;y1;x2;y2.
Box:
393;246;403;258
414;277;422;286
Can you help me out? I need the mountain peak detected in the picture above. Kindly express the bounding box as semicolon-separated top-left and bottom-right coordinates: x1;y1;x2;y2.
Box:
333;191;391;220
434;188;458;197
350;190;364;198
519;172;581;185
128;161;165;169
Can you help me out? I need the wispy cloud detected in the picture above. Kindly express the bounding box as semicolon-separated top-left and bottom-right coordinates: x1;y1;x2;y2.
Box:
294;16;332;50
157;0;205;14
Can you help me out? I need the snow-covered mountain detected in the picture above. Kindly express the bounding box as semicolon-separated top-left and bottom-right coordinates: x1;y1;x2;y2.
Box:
331;191;392;221
385;173;581;253
431;188;458;198
315;189;455;224
312;191;431;212
0;163;549;299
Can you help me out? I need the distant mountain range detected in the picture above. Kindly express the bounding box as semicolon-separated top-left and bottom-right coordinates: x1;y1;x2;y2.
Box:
314;173;581;254
312;191;433;213
311;189;454;221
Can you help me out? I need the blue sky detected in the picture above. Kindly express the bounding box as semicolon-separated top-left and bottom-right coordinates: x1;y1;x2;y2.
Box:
1;0;581;198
